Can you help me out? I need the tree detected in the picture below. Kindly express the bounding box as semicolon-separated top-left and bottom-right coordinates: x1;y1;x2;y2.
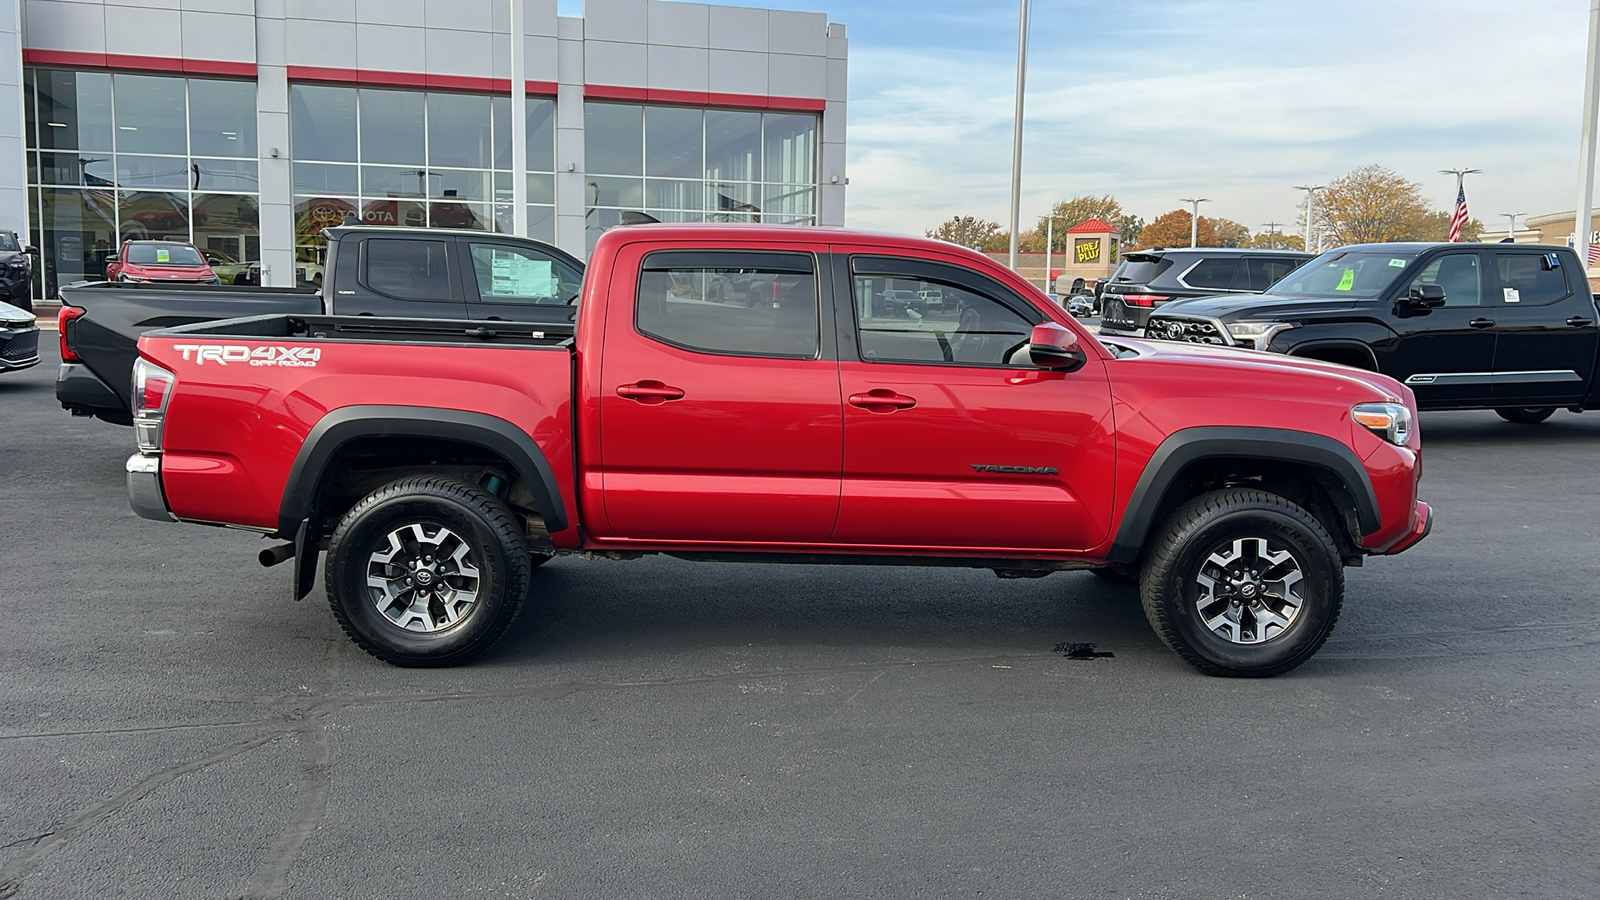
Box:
1243;231;1305;251
1416;211;1486;243
927;216;1007;251
1137;209;1217;249
1210;218;1252;248
1026;194;1125;252
1114;214;1145;248
1307;165;1437;245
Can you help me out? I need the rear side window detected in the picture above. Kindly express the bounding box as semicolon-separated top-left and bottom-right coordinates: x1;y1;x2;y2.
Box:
636;251;819;359
1494;253;1570;306
1181;257;1240;290
363;238;450;302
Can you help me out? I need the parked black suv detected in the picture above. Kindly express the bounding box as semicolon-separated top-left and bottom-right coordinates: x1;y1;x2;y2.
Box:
1139;242;1600;422
0;230;36;313
1099;247;1314;335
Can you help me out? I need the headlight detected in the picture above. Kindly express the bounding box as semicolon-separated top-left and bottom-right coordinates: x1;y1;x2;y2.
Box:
1224;321;1294;349
1353;402;1414;446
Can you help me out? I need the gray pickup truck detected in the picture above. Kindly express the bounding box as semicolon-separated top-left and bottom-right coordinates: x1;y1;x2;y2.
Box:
56;226;584;424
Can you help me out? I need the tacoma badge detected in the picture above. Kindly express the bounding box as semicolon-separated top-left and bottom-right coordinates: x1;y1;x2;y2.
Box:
970;464;1059;475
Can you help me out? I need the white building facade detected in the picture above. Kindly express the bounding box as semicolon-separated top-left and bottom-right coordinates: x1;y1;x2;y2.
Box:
1;0;847;299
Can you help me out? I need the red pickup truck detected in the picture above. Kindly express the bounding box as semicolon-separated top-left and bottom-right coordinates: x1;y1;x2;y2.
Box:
126;225;1431;677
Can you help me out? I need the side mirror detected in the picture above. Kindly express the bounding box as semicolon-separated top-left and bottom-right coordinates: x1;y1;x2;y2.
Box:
24;245;37;255
1027;322;1088;371
1407;283;1446;309
105;254;119;264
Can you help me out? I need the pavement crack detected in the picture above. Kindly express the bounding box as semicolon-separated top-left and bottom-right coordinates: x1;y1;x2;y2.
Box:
0;832;54;852
0;730;290;890
0;719;271;743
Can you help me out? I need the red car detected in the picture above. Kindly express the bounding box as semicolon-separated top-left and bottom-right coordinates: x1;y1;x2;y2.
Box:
104;241;221;285
126;224;1430;676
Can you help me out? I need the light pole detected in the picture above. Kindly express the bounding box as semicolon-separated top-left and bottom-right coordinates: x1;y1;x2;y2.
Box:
1501;212;1526;242
1044;212;1054;294
1179;197;1209;247
1006;0;1031;272
1578;0;1600;270
1294;184;1325;249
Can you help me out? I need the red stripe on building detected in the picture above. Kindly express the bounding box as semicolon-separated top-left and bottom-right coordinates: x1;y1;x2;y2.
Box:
590;84;825;112
25;49;256;78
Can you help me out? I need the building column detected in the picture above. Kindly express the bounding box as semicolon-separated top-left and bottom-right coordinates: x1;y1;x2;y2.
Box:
554;15;586;259
255;0;294;288
818;23;846;227
0;0;28;239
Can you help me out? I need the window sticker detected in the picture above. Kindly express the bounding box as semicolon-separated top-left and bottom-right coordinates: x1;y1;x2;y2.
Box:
490;251;554;298
1503;287;1520;304
1389;258;1407;268
156;248;170;263
1335;268;1355;291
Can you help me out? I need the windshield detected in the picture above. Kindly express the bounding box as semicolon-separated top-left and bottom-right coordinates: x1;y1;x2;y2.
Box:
126;243;205;267
1269;249;1423;299
0;233;18;252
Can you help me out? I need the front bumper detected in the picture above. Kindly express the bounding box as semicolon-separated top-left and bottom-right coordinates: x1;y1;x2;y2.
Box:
1379;500;1432;555
126;453;176;522
0;326;40;370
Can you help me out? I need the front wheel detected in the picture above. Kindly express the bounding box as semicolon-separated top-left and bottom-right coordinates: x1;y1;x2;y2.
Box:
326;477;531;667
1495;406;1555;424
1140;489;1344;677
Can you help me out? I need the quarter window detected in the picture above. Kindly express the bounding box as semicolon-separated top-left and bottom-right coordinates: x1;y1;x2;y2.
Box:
1182;257;1240;290
636;252;819;358
1494;253;1570;306
851;267;1035;366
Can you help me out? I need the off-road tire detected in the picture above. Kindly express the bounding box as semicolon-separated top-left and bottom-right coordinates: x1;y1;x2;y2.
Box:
1140;489;1344;678
326;477;531;667
1495;406;1555;425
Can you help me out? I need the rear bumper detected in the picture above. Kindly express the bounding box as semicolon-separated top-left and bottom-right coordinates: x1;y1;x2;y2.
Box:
126;453;176;522
1379;500;1431;555
56;362;123;412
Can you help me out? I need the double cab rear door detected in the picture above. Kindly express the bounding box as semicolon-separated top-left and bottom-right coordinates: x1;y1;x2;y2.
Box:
594;242;1117;554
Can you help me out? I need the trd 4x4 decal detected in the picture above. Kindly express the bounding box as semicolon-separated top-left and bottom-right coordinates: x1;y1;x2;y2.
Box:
172;344;321;367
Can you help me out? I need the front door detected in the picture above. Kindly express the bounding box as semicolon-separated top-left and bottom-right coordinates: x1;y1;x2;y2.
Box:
1379;249;1498;407
1487;249;1597;406
598;247;843;544
834;254;1116;553
461;239;584;326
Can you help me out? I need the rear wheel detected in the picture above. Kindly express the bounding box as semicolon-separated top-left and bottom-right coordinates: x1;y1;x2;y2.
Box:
1495;406;1555;424
326;477;531;667
1140;489;1343;677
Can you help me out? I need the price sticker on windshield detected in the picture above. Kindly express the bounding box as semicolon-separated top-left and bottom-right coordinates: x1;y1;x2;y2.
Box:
156;248;170;263
1335;268;1355;291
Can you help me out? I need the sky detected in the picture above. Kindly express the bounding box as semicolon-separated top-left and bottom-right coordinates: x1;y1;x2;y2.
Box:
563;0;1595;240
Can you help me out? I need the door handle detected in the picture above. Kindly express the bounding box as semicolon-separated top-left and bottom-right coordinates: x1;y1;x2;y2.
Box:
616;381;685;404
848;389;917;412
1469;318;1496;329
1567;317;1594;328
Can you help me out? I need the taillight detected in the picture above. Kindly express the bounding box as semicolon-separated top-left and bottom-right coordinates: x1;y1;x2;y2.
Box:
132;358;176;451
58;306;85;362
1124;294;1171;308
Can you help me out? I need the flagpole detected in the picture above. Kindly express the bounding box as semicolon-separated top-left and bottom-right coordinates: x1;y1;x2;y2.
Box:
1006;0;1030;272
1440;167;1481;241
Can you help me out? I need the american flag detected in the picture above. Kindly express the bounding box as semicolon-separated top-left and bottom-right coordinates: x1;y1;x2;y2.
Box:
1448;185;1469;242
1589;243;1600;266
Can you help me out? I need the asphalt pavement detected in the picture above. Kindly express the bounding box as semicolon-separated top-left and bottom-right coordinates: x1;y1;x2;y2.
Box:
2;342;1598;899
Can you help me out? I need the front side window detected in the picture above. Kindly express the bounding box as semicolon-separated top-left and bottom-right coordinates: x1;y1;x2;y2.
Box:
363;238;449;302
851;264;1035;366
1410;253;1482;307
469;243;581;306
636;252;818;358
1494;253;1570;306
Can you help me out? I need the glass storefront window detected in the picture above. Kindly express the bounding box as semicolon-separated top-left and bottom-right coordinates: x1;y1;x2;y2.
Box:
194;159;260;192
705;110;761;183
188;80;257;158
293;162;358;195
112;74;188;155
34;70;113;152
763;114;816;184
585;103;642;176
35;187;119;294
115;156;191;191
428;93;493;169
527;99;556;172
359;89;426;166
646;106;702;178
291;85;358;162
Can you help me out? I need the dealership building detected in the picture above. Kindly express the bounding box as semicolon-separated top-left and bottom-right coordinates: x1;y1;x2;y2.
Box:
0;0;848;299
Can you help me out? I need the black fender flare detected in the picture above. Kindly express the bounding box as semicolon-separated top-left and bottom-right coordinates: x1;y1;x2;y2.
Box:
277;405;568;538
1105;426;1381;564
1283;339;1380;371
